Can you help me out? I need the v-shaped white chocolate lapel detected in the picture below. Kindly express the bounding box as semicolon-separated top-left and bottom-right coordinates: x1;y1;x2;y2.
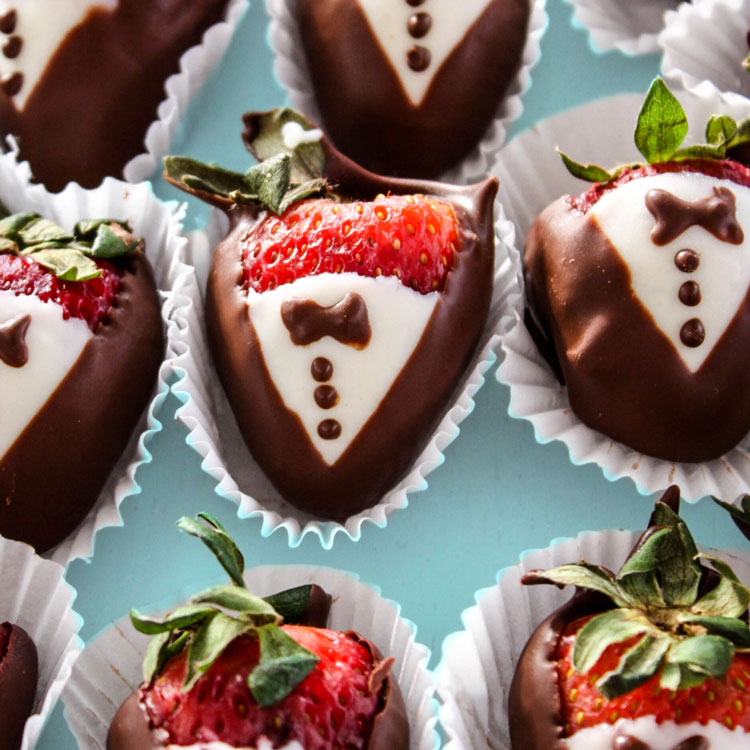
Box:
591;171;750;373
248;273;439;465
0;0;116;109
356;0;495;106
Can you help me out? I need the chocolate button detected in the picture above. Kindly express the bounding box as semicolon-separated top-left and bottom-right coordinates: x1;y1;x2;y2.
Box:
405;0;427;6
0;71;22;96
613;737;648;750
678;280;701;307
408;12;432;39
680;318;705;348
2;35;21;59
0;10;17;35
318;419;342;440
406;45;431;72
674;248;699;273
314;385;339;410
311;357;333;382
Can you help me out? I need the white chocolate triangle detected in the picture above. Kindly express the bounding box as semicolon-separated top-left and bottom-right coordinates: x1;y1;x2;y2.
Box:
248;273;439;465
590;171;750;373
0;0;116;110
356;0;495;106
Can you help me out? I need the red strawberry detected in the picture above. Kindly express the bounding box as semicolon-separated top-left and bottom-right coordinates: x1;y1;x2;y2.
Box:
0;254;121;330
510;487;750;749
143;626;381;749
241;194;460;294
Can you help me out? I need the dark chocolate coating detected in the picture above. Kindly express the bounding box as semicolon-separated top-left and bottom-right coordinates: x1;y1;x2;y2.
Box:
107;623;409;749
206;133;497;519
0;622;38;750
0;0;229;191
524;196;750;462
0;253;163;552
296;0;530;178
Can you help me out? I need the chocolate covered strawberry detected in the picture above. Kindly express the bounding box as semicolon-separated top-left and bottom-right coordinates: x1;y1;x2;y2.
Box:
524;78;750;462
0;208;162;551
510;486;750;749
164;108;496;520
108;513;409;749
0;622;37;750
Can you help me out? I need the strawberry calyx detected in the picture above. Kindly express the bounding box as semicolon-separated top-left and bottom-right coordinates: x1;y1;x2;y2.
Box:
130;513;321;707
522;487;750;701
560;78;750;185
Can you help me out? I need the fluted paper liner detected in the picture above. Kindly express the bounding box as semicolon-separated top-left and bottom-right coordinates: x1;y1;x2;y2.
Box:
494;90;750;502
566;0;680;55
265;0;547;184
168;198;522;547
62;565;438;750
0;537;83;749
436;529;750;749
661;0;750;104
0;149;192;565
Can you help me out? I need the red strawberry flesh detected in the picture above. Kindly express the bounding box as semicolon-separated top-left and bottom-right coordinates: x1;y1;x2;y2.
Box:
569;159;750;214
241;195;461;295
557;615;750;736
0;254;122;331
143;625;381;749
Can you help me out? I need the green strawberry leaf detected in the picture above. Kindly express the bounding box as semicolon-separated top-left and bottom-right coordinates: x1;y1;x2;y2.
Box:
706;114;737;146
679;614;750;647
164;156;252;201
264;585;315;624
0;237;18;253
30;248;102;281
143;631;190;684
616;527;672;608
596;634;671;700
248;153;292;215
0;211;36;237
87;222;141;258
690;554;750;618
672;143;727;161
177;514;246;587
248;623;319;707
634;78;688;163
192;584;280;620
522;563;628;607
18;216;73;246
130;604;218;635
557;149;615;183
573;608;656;675
660;634;734;691
278;178;329;215
184;612;252;691
712;495;750;527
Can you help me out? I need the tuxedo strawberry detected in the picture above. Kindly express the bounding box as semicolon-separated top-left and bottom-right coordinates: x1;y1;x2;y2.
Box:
0;622;37;750
108;513;409;750
0;0;230;191
293;0;531;178
0;209;163;551
164;108;496;520
524;78;750;462
510;486;750;750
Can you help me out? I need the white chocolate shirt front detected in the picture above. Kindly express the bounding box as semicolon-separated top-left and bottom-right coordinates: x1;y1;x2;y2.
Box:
248;273;439;465
0;290;92;460
356;0;495;106
590;172;750;372
0;0;117;109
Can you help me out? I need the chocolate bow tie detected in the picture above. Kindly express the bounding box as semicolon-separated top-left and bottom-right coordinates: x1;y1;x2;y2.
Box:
614;735;708;750
645;185;743;246
281;292;371;349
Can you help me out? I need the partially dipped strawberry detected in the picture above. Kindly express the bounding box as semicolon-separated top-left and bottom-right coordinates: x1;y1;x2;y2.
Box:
510;486;750;749
108;513;409;750
0;208;163;551
524;78;750;463
0;622;37;750
164;108;496;520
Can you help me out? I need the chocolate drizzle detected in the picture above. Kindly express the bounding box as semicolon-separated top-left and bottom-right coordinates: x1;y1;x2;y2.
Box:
281;292;372;348
0;314;29;367
646;186;744;245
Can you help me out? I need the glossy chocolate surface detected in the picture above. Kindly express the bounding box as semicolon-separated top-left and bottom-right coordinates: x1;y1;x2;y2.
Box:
524;194;750;462
205;125;496;519
0;252;163;551
0;313;29;367
0;0;229;191
297;0;530;178
0;622;37;750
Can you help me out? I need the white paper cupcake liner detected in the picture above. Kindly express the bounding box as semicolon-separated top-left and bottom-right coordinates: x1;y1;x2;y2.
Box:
265;0;548;185
494;89;750;502
661;0;750;104
566;0;680;55
168;197;522;548
0;149;191;565
62;565;438;750
123;0;249;184
0;536;83;750
436;529;750;750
